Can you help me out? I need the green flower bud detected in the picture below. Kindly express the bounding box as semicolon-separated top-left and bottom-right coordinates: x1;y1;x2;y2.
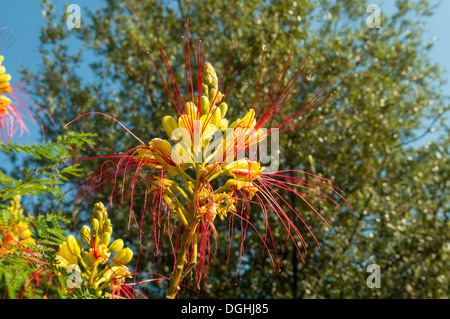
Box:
91;218;99;237
204;62;218;91
201;83;209;97
93;202;106;225
209;89;217;104
162;115;179;141
210;107;222;128
76;238;84;253
80;225;91;246
200;96;210;115
108;239;124;253
219;102;228;118
216;91;224;103
111;248;133;266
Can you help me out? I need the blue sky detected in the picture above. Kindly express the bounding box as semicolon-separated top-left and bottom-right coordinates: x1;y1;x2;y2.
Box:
1;0;449;147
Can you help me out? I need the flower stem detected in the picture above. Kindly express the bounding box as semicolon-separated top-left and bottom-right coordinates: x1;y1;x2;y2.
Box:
166;180;200;299
165;221;198;299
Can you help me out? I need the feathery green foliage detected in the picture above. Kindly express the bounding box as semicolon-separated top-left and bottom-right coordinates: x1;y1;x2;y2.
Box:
0;133;95;201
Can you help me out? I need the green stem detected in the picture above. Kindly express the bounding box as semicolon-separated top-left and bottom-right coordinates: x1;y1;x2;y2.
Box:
165;180;200;299
165;221;199;299
89;261;99;286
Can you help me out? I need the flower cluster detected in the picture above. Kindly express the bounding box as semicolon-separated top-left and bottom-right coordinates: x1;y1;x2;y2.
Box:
0;55;12;115
70;23;349;298
0;25;52;142
54;202;133;297
0;196;35;257
133;62;262;229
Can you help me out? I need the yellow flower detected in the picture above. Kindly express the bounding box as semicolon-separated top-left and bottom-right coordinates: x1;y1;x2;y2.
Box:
55;242;78;269
0;58;12;94
133;146;159;168
101;265;132;292
224;158;261;180
213;192;236;220
111;247;133;267
229;109;256;130
0;95;10;115
224;178;259;199
150;138;180;175
0;196;36;257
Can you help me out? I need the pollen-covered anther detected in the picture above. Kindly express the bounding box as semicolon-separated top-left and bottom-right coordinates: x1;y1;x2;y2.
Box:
213;192;236;220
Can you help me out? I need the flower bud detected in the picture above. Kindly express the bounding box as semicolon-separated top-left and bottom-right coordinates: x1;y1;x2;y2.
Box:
0;74;11;83
67;235;81;256
241;109;256;128
57;242;78;265
93;202;106;225
201;83;209;97
202;124;217;146
216;91;224;103
0;81;11;91
186;101;197;117
209;89;217;103
108;239;124;253
162;115;180;141
104;226;113;235
204;62;218;91
200;96;210;115
111;247;133;266
219;102;228;118
210;107;222;128
80;225;91;246
91;218;99;237
101;231;111;246
0;95;11;110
